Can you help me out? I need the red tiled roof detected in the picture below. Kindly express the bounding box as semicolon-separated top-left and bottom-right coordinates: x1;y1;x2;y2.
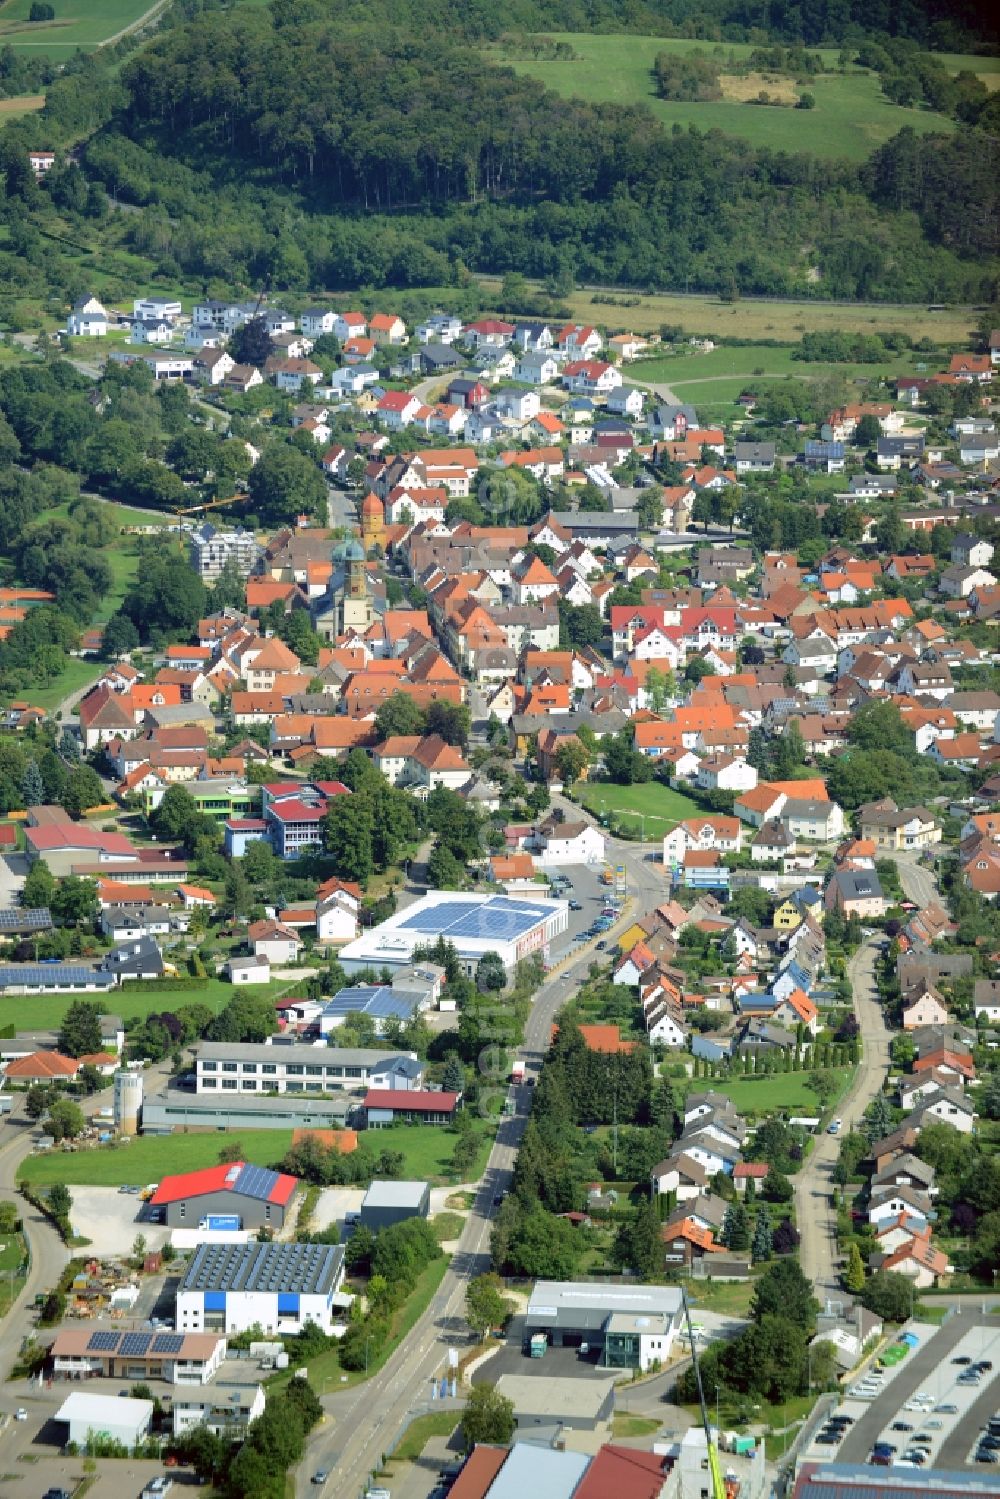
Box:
574;1445;671;1499
363;1089;459;1113
5;1051;78;1079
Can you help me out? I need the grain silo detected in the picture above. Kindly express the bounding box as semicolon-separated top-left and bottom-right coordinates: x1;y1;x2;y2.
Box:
113;1069;143;1136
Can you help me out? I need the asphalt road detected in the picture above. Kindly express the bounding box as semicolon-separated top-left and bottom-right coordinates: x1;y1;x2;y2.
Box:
893;852;939;910
302;825;668;1497
0;1111;70;1397
793;936;891;1302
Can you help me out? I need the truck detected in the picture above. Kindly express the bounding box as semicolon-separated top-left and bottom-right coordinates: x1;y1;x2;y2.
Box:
199;1214;241;1231
511;1060;526;1084
528;1333;547;1359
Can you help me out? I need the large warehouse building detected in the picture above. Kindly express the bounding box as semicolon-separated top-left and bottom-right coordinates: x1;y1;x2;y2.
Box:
149;1161;297;1231
337;891;568;976
175;1240;347;1336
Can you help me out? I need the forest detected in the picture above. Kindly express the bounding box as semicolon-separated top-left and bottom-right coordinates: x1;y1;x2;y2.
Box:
0;0;995;323
16;6;988;304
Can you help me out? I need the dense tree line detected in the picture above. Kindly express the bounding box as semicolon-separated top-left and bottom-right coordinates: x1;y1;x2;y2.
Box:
16;9;983;303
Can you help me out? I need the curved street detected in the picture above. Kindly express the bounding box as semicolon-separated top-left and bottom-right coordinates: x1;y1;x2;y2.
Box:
793;851;938;1301
0;1109;70;1402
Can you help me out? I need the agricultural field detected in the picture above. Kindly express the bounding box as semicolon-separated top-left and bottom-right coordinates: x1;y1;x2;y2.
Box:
498;34;957;160
472;275;981;346
0;93;43;118
574;779;702;837
0;0;158;55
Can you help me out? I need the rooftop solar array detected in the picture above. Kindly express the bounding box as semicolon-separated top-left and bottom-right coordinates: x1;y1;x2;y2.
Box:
397;896;550;943
120;1332;152;1357
152;1333;184;1355
85;1330;189;1359
234;1164;281;1203
87;1330;119;1352
182;1240;343;1297
0;965;116;988
0;907;52;932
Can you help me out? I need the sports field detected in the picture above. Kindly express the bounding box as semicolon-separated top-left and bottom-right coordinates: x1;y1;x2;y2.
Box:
0;0;157;54
499;34;956;161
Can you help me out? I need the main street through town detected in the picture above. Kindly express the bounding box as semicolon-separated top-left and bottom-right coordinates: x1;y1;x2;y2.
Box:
304;821;666;1496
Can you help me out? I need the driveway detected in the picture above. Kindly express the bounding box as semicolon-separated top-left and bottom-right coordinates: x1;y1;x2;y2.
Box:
0;851;27;905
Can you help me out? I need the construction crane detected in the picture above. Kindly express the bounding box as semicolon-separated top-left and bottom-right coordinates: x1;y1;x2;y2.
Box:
680;1286;728;1499
172;494;245;545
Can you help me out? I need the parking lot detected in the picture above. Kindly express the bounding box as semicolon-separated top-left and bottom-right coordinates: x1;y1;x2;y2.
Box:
68;1187;171;1256
805;1315;1000;1473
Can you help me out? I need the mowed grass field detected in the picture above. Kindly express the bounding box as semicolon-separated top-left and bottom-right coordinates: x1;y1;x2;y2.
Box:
683;1067;854;1117
575;779;702;836
18;1122;492;1187
0;0;156;53
632;341;929;386
0;979;286;1030
499;34;956;160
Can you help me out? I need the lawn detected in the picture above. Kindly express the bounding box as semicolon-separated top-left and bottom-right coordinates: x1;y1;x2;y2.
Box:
612;1414;661;1437
0;0;157;54
683;1068;854;1118
686;1277;756;1317
1;977;282;1031
387;1410;460;1464
369;1122;494;1184
18;1130;295;1187
0;1232;28;1317
575;779;703;837
472;276;981;346
28;655;102;714
631;342;925;390
498;34;955;161
17;1121;491;1189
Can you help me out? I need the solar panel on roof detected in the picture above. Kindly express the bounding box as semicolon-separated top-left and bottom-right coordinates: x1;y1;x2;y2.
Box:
235;1163;279;1202
0;964;116;987
152;1333;184;1355
87;1330;120;1352
0;907;52;932
120;1332;152;1357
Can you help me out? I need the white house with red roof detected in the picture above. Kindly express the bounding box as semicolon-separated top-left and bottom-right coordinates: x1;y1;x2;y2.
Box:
464;319;515;348
377;391;423;430
332;311;367;342
556;323;602;357
561;359;621;397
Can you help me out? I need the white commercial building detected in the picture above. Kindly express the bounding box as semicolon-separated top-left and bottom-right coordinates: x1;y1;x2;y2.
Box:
525;1281;683;1372
175;1241;348;1337
193;1040;423;1095
56;1391;153;1448
337;891;569;978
